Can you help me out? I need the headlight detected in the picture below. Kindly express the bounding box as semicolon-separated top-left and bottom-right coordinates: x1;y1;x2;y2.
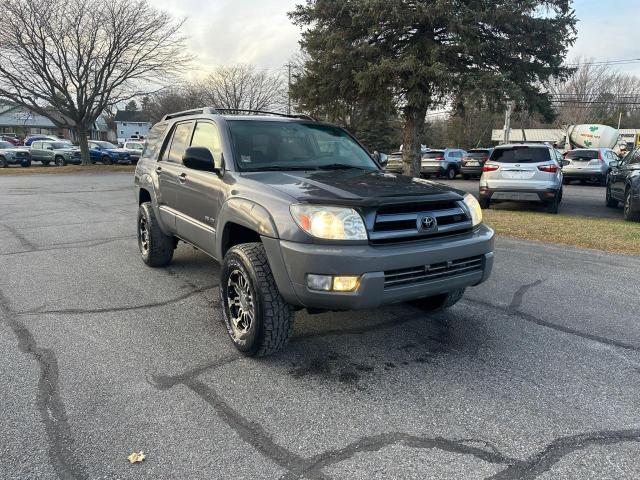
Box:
463;193;483;227
290;205;367;240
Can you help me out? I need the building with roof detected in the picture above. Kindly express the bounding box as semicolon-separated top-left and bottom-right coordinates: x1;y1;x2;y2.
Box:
0;102;110;141
114;110;151;142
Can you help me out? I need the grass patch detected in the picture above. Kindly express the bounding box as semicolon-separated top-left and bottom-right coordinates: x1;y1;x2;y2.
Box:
0;164;135;175
484;209;640;256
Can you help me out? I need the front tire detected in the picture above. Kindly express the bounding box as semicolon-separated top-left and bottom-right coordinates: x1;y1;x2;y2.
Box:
0;156;7;168
220;243;295;357
21;160;31;168
101;155;112;165
623;188;640;222
137;202;174;267
409;288;465;312
54;155;66;166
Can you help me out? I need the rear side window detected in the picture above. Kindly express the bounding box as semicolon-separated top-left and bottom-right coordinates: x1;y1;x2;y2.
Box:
566;150;598;160
423;151;445;158
490;147;551;163
142;122;167;161
165;122;194;163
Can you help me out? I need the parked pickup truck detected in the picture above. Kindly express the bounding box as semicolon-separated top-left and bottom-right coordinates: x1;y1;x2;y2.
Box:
134;108;495;356
30;140;81;166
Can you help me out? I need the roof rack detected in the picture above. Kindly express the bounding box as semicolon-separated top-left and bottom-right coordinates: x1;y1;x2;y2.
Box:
161;107;316;122
214;109;316;121
161;107;220;121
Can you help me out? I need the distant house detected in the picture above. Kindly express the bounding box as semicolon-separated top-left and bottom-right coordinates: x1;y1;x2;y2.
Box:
0;101;108;141
114;110;151;142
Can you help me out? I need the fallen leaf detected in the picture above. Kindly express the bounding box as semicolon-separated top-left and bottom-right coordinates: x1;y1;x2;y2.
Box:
128;451;145;464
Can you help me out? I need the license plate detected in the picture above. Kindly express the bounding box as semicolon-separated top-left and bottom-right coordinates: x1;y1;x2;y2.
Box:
465;161;479;166
501;170;535;180
492;192;540;201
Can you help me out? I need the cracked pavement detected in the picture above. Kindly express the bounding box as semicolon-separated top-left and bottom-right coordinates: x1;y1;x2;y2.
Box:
1;172;639;479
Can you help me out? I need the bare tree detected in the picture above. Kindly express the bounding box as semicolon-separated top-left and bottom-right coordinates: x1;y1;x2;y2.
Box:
198;65;286;112
0;0;190;163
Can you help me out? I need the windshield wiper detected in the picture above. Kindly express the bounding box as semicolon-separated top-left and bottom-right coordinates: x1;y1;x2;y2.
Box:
316;163;372;170
244;165;317;172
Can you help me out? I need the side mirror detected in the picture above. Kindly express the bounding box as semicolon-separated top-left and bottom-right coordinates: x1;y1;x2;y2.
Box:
562;160;570;167
372;151;388;166
183;147;219;173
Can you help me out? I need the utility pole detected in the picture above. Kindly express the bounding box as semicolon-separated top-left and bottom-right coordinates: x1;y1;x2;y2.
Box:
502;100;515;144
285;63;292;115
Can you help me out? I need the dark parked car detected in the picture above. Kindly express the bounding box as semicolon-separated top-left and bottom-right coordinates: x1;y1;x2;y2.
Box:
88;141;131;164
420;148;467;180
461;148;493;179
134;108;494;356
0;140;31;167
606;147;640;221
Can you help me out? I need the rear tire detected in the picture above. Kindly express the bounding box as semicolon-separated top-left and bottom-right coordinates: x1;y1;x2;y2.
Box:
137;202;174;267
623;188;640;222
563;177;571;185
479;197;490;209
220;243;295;357
0;156;7;168
409;288;465;312
446;166;457;180
546;196;560;214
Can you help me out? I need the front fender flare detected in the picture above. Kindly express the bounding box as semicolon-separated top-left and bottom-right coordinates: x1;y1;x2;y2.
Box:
216;198;279;259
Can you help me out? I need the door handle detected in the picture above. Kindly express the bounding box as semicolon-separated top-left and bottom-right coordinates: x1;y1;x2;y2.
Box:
178;173;187;183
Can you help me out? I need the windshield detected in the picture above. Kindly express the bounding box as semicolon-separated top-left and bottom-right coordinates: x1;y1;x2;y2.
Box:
126;142;144;150
228;120;378;172
566;150;598;160
490;147;551;163
0;141;13;149
94;141;117;149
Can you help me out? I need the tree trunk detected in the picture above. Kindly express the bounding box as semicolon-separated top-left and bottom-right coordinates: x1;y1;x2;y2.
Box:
401;106;427;177
77;124;91;165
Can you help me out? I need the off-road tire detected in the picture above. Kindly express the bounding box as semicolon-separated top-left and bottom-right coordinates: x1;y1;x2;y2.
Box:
0;156;7;168
101;155;112;165
408;288;465;312
220;242;295;357
137;202;174;267
446;166;457;180
605;183;618;208
54;155;66;166
623;188;640;222
546;196;560;214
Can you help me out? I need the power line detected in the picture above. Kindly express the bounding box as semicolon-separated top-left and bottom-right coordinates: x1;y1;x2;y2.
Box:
565;58;640;67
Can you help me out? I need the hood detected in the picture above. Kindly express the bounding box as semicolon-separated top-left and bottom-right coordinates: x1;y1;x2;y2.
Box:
240;169;465;205
0;147;27;154
55;147;80;152
107;148;129;155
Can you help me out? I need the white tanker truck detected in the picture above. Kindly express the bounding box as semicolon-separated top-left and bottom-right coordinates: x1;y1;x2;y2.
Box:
562;124;620;151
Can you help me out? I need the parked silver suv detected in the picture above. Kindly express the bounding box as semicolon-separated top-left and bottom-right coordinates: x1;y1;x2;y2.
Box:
479;144;563;214
562;148;618;186
421;148;467;180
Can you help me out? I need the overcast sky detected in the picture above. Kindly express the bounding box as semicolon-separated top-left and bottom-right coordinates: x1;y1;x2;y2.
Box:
150;0;640;77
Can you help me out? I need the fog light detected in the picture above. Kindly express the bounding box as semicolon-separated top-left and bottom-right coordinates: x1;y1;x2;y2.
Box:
307;274;332;291
332;276;360;292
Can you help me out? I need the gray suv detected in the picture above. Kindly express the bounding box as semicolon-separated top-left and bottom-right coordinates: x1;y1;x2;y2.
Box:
421;149;467;180
30;140;81;166
134;108;494;356
563;148;618;186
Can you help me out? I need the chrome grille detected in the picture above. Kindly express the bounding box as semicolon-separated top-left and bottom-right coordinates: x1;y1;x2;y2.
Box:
370;200;472;244
384;256;483;288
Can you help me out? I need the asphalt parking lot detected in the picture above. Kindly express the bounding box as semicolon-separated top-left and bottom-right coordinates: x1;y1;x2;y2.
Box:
441;179;620;219
1;172;639;479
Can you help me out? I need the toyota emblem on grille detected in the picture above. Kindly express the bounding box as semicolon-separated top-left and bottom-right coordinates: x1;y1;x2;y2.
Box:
418;215;438;233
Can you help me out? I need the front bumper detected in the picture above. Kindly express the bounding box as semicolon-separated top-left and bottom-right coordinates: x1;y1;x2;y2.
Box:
262;226;494;310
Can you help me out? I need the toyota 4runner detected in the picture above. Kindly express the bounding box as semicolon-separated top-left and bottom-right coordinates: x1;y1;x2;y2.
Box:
134;108;495;356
